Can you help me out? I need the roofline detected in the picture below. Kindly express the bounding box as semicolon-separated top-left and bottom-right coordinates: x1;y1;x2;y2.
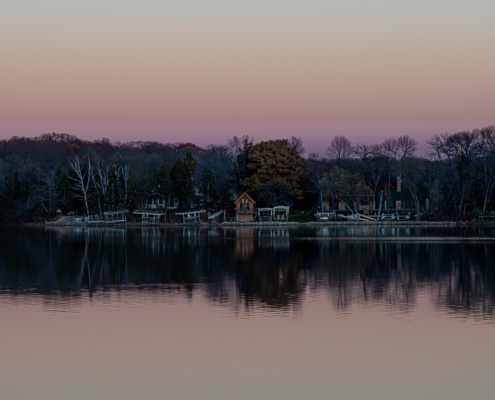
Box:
234;192;256;204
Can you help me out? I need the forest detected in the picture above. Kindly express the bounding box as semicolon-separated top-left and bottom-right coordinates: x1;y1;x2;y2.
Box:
0;125;494;222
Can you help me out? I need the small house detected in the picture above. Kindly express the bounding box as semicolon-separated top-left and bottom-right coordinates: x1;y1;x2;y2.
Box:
374;173;418;214
234;193;257;222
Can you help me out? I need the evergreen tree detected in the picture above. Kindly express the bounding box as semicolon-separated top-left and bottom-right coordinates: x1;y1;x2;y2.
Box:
170;152;198;209
148;163;172;202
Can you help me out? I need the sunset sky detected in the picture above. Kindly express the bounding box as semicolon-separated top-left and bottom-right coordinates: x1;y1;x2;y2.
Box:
1;0;494;153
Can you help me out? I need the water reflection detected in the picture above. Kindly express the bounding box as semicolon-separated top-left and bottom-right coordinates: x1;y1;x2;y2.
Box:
0;226;494;317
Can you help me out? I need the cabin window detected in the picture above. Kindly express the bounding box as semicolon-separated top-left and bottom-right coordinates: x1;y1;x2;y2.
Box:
240;200;250;212
404;200;414;209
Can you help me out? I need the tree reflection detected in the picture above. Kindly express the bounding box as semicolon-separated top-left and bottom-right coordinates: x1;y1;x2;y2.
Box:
0;227;494;317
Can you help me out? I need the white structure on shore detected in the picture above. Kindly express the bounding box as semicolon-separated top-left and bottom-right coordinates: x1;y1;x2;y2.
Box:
257;206;290;222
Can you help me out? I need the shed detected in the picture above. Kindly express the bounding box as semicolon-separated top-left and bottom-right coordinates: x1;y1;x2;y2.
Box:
234;193;257;222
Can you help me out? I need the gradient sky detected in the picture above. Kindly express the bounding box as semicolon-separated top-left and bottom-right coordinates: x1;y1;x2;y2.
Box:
1;1;494;153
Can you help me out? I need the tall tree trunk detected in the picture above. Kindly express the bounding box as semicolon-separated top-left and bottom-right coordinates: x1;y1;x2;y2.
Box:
376;190;383;221
482;176;495;214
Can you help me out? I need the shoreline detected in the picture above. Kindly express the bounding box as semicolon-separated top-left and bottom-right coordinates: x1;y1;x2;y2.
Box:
12;220;495;228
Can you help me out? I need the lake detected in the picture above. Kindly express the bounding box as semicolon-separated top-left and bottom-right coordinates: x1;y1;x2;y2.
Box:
1;226;494;399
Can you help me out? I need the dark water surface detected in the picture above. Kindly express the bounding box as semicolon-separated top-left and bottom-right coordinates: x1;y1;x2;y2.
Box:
1;226;494;399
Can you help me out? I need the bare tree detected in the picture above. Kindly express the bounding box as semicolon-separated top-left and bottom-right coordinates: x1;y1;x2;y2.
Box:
427;130;481;218
427;133;450;160
354;143;389;220
37;168;58;216
201;144;231;187
226;135;254;186
353;143;382;160
396;135;418;161
427;131;480;161
305;152;330;208
119;164;131;204
95;161;111;216
382;135;417;162
326;136;353;161
320;166;370;215
68;154;94;217
402;157;426;217
288;136;305;156
478;126;495;213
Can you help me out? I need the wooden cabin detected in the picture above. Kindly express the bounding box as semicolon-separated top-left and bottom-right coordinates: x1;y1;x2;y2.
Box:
234;193;257;222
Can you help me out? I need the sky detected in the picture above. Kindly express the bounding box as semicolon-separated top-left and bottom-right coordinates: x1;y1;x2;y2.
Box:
1;0;494;154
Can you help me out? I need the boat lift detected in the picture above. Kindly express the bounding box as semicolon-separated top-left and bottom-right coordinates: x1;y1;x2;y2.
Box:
133;209;165;223
103;209;129;223
175;209;206;223
208;209;225;222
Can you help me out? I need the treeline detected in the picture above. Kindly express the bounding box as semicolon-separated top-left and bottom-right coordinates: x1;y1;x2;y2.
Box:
307;126;495;219
0;126;494;222
0;133;308;221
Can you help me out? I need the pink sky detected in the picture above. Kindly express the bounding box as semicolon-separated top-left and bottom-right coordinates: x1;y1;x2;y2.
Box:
1;1;494;154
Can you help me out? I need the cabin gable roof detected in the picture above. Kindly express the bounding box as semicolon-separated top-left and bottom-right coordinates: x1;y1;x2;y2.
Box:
234;192;256;205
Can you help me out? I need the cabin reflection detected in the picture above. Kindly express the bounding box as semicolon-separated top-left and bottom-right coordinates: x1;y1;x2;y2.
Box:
235;227;256;261
234;227;290;260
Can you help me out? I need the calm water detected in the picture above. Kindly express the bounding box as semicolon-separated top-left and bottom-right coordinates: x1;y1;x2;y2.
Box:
1;226;494;400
